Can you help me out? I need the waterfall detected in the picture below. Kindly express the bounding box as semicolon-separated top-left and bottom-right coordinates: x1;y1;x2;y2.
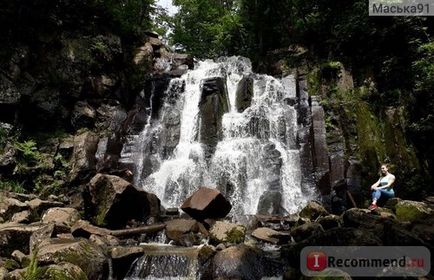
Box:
130;56;312;215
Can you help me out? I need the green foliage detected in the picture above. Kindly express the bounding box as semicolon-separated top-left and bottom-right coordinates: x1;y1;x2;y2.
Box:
171;0;244;58
0;180;25;193
14;140;41;164
23;250;45;280
102;0;155;38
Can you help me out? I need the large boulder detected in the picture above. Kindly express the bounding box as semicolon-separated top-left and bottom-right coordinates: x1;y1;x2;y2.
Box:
165;219;207;246
395;200;432;222
290;222;324;242
235;76;254;113
212;245;264;280
209;221;246;244
86;173;160;228
251;227;291;244
181;187;232;221
36;238;108;280
0;223;47;256
198;78;229;152
299;201;328;221
41;207;81;232
69;131;99;182
42;262;88;280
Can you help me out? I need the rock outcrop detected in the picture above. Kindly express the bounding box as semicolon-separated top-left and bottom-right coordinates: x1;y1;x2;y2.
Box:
181;187;232;221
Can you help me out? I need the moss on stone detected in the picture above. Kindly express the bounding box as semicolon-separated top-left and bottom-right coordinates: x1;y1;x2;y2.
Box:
225;226;246;244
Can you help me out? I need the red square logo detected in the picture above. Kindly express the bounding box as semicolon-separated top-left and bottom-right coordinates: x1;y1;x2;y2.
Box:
306;251;327;271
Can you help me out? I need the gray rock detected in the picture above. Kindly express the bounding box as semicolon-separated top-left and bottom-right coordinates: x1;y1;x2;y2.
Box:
0;222;47;256
181;187;232;221
299;201;328;221
251;227;291;244
69;131;99;182
42;262;88;280
86;173;160;228
37;238;108;280
395;200;432;222
198;77;229;154
11;211;31;224
41;207;81;232
290;222;324;242
212;245;264;280
165;219;206;246
209;221;246;244
235;76;253;112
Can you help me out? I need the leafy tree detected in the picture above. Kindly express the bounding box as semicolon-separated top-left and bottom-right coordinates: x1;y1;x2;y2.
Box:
171;0;244;58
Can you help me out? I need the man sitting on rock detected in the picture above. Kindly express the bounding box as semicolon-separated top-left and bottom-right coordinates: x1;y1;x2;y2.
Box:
369;164;396;210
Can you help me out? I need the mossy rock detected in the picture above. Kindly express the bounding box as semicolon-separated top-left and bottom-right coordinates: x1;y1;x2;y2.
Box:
299;201;328;221
42;262;88;280
395;200;432;222
36;238;108;280
209;221;246;244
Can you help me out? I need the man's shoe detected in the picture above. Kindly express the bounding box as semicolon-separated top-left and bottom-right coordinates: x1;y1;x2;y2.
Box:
368;204;378;210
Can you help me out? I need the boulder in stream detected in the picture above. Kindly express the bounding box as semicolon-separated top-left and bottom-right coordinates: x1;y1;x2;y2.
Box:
181;187;231;221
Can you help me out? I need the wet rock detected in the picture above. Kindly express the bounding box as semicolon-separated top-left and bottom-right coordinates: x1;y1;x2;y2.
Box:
42;262;88;280
71;101;96;129
110;246;144;280
290;222;324;242
0;223;47;256
316;215;341;230
181;187;232;221
395;200;432;222
235;76;254;113
10;211;31;224
198;77;229;152
86;173;160;228
299;201;328;221
159;108;181;158
209;221;246;244
311;96;330;194
212;245;264;280
69;131;99;182
342;208;386;230
37;238;108;280
257;191;282;216
41;207;81;232
165;219;207;246
251;227;291;244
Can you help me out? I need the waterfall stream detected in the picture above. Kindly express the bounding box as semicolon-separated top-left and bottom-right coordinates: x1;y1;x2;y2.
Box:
121;56;313;216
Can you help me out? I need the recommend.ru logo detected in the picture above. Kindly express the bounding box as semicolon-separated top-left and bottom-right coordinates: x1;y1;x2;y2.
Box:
301;246;430;277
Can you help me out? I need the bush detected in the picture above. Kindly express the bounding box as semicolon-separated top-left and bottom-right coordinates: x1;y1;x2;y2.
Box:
14;140;41;164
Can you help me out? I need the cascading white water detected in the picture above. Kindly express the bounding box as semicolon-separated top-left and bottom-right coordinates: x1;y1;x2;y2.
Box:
135;56;312;215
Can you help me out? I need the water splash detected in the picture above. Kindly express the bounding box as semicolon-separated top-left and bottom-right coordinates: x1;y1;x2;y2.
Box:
133;56;312;215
